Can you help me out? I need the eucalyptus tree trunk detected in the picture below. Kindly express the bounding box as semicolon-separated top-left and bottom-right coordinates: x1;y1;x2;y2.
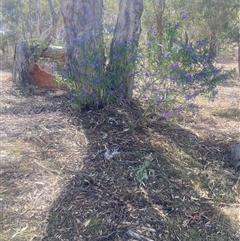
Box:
110;0;144;98
61;0;104;81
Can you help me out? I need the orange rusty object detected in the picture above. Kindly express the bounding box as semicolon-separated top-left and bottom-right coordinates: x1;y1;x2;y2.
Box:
33;64;57;88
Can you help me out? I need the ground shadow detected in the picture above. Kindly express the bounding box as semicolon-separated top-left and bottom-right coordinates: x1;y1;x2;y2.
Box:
41;99;239;241
1;78;239;240
213;108;240;121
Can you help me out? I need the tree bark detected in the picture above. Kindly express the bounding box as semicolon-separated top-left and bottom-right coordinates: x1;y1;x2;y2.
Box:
61;0;104;79
12;40;36;87
238;33;240;75
110;0;144;98
231;143;240;172
152;0;165;41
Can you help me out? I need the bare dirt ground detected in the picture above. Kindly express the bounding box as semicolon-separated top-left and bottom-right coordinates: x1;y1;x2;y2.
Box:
0;58;239;241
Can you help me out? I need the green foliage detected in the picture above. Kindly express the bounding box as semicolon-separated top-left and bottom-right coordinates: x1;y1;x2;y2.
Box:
129;154;154;184
142;0;239;53
0;0;60;53
134;11;236;118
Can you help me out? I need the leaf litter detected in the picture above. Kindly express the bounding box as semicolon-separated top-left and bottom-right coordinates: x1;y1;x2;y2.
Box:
0;64;239;241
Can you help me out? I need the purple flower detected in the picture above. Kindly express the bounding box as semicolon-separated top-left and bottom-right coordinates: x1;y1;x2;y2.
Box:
149;26;157;35
143;94;148;101
81;60;87;66
175;22;180;29
145;72;150;78
95;78;101;83
214;68;221;74
198;40;208;46
48;64;55;70
171;62;179;70
145;41;151;47
171;76;177;82
119;95;124;101
188;103;198;109
185;73;192;82
184;45;192;51
162;112;170;118
83;91;87;97
210;52;217;58
61;71;67;77
193;92;199;98
185;94;192;100
157;96;164;104
165;52;171;58
95;100;99;105
182;15;187;21
180;10;185;15
196;74;203;80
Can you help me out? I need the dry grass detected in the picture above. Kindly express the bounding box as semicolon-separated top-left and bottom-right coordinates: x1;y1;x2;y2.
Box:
0;59;239;241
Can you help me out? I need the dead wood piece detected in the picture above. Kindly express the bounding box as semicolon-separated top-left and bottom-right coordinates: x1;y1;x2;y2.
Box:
127;230;154;241
230;143;240;172
40;45;65;62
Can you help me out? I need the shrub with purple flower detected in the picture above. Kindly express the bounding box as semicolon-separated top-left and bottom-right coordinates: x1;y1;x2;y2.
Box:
133;11;235;118
53;9;235;114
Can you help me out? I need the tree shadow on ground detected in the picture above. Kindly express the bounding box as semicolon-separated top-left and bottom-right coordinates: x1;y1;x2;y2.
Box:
212;108;240;121
41;99;240;241
1;79;238;241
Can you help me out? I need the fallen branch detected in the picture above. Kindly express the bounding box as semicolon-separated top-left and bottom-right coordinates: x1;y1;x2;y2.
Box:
127;230;154;241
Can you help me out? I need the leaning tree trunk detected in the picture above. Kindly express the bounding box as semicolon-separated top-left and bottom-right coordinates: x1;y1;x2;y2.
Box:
109;0;144;98
61;0;104;82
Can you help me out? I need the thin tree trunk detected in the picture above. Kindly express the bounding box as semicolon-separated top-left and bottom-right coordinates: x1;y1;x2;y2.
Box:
238;33;240;75
153;0;165;42
110;0;144;98
36;0;41;36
